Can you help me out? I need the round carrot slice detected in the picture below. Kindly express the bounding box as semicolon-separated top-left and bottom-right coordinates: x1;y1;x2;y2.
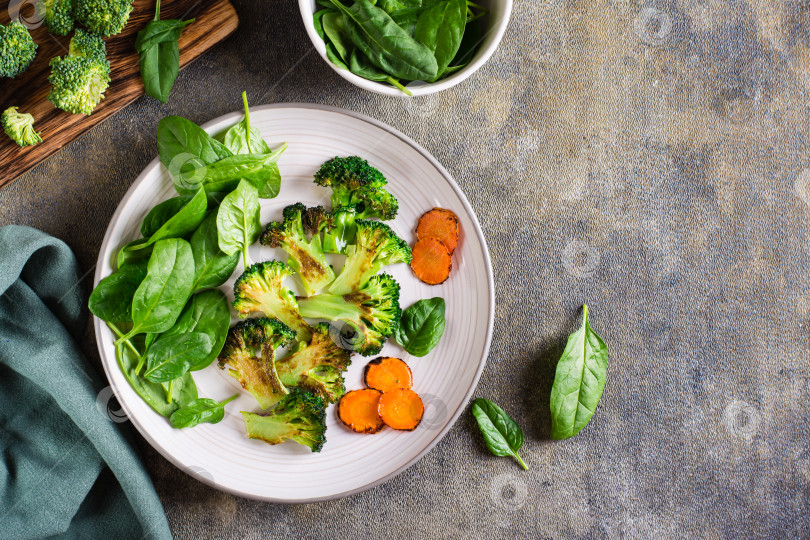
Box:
416;208;460;254
364;357;413;392
378;389;424;431
337;389;384;434
410;237;452;285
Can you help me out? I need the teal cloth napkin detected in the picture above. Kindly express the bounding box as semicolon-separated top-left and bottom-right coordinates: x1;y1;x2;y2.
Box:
0;225;171;540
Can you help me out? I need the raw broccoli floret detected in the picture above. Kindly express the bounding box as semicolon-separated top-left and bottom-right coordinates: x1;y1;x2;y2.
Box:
42;0;74;36
73;0;134;36
48;54;110;115
242;388;327;452
2;107;42;147
298;273;401;356
314;156;399;220
69;28;106;62
0;20;37;78
328;220;412;295
276;323;352;403
260;203;336;296
232;261;312;341
217;318;295;409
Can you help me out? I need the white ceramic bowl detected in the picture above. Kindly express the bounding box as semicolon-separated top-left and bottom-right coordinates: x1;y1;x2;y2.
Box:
298;0;513;97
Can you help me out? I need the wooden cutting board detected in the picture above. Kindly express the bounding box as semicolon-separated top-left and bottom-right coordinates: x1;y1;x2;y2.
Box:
0;0;238;188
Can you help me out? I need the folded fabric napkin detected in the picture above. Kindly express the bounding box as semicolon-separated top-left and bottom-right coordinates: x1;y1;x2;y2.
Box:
0;225;171;540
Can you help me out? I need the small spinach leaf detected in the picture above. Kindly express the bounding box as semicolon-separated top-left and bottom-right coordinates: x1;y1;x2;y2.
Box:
88;262;148;323
136;0;193;103
413;0;466;79
140;195;192;237
157;115;233;177
169;395;238;428
216;179;261;268
222;92;271;155
144;332;213;383
129;188;207;251
190;211;239;291
471;398;528;470
394;297;446;356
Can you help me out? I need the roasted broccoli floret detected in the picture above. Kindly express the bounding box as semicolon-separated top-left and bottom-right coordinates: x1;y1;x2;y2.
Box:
42;0;74;36
0;20;37;78
260;203;336;296
328;220;412;295
68;29;106;62
2;107;42;147
298;273;401;356
314;156;399;220
233;261;312;341
242;388;327;452
276;323;352;403
320;206;357;255
47;53;110;115
217;318;295;409
73;0;134;36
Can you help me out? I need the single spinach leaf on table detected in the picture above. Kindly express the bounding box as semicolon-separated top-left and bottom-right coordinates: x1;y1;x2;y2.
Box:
216;179;262;268
128;188;207;251
169;395;238;428
549;304;609;439
394;297;446;356
222;92;271;155
190;211;239;291
472;398;528;470
88;261;148;323
413;0;466;79
144;332;213;383
118;238;196;342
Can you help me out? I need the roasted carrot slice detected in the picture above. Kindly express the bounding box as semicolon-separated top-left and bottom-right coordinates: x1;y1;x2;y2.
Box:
364;357;413;392
410;237;452;285
378;389;424;431
337;389;385;434
416;208;459;254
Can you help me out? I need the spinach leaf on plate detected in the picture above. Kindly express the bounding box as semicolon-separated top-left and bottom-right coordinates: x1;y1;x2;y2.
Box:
222;92;271;155
140;195;192;237
169;395;238;428
144;331;213;383
88;261;148;323
157;115;233;183
190;211;239;291
472;398;528;470
394;297;446;356
549;305;609;440
128;188;207;251
216;179;262;268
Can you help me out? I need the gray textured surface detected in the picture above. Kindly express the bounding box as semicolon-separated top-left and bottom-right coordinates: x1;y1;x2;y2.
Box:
2;0;810;538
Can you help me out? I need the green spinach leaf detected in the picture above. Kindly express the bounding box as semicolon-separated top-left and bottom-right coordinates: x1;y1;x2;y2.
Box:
216;179;261;268
472;398;528;470
413;0;466;79
129;188;207;251
190;211;239;291
322;12;352;63
394;297;446;356
116;239;152;269
180;148;286;198
549;305;609;439
140;195;192;237
157;115;233;180
169;395;237;428
88;262;148;323
144;332;213;383
222;92;271;155
136;0;193;103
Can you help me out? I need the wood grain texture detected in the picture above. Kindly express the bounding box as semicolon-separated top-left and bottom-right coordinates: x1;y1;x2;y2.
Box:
0;0;238;188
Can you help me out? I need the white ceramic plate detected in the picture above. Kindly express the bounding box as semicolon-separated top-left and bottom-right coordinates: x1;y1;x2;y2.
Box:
93;104;494;502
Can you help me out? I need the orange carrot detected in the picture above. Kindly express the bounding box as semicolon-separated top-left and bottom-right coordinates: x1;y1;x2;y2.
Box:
416;208;459;254
378;388;424;431
337;389;384;434
363;357;413;393
410;237;452;285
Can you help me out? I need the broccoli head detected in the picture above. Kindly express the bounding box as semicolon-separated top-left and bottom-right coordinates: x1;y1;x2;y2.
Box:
217;317;295;409
0;20;37;78
2;107;42;147
298;273;401;356
42;0;74;36
327;220;412;295
276;323;352;403
48;55;110;115
69;29;106;62
233;261;312;341
321;206;357;255
313;156;399;220
260;203;336;296
73;0;134;36
242;388;327;452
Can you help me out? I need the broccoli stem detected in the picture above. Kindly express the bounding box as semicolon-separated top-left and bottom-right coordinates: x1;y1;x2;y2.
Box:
242;247;251;270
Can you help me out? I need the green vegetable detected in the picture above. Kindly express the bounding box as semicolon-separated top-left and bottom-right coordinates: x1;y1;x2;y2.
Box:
242;388;327;452
156;289;231;371
115;238;195;344
144;331;213;383
471;398;528;470
329;0;438;81
169;395;238;428
135;0;194;103
140;195;192;237
222;92;271;155
0;20;37;78
189;212;239;291
320;206;356;254
549;305;609;439
2;107;42;147
73;0;135;36
42;0;75;36
157;115;233;174
313;155;399;220
68;29;106;62
179;149;287;198
116;239;152;269
216;179;261;268
88;261;147;323
322;12;352;63
394;297;445;356
129;188;207;250
413;0;466;79
390;7;423;35
47;52;111;115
